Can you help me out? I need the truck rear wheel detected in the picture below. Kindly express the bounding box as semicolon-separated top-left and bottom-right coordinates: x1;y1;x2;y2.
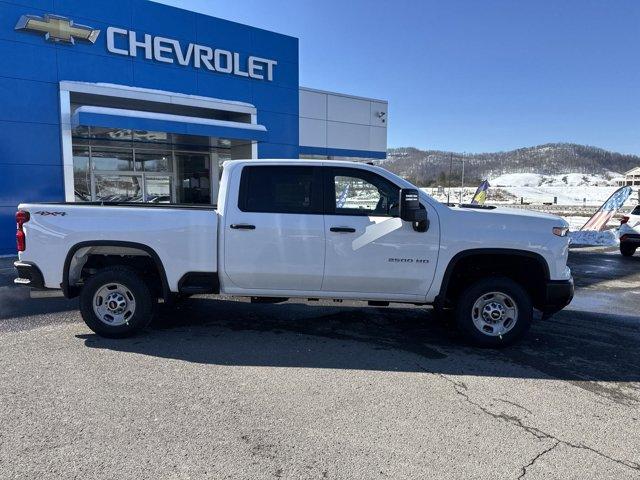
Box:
79;266;155;338
454;277;533;348
620;243;636;257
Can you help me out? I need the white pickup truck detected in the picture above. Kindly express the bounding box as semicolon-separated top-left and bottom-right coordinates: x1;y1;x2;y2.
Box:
14;159;573;347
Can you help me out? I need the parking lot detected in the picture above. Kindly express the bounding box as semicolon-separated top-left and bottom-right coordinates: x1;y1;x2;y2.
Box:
0;249;639;479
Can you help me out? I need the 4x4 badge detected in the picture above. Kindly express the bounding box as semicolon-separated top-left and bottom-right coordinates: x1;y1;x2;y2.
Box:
15;14;100;44
34;211;67;217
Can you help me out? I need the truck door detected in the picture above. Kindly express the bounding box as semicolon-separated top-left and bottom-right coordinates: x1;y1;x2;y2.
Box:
322;167;438;297
223;165;325;291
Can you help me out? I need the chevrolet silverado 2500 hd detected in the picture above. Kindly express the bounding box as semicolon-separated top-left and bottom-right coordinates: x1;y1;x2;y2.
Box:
14;160;573;347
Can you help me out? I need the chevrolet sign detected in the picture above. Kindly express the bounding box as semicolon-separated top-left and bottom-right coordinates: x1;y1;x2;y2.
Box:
15;14;100;44
107;27;277;82
14;13;277;82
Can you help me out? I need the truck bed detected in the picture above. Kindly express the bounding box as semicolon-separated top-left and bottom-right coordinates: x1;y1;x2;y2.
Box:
17;202;219;291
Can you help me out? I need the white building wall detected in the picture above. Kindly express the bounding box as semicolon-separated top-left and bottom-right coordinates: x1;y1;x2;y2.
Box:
299;87;388;157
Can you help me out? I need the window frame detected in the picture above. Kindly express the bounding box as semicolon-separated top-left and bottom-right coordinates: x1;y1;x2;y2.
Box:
323;167;401;217
237;165;324;215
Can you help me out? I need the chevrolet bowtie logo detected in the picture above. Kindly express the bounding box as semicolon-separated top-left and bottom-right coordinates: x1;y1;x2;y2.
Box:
15;14;100;44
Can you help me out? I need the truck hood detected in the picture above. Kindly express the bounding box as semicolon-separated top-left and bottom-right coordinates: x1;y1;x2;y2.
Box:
461;206;565;221
447;205;568;228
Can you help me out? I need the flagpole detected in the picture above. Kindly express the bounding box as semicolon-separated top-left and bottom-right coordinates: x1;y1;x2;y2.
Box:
459;154;465;204
447;153;453;204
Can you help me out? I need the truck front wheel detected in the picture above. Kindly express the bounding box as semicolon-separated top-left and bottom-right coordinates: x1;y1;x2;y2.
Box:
454;277;533;348
79;266;155;338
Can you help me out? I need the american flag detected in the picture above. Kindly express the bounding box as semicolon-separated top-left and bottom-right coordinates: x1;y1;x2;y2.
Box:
581;186;632;232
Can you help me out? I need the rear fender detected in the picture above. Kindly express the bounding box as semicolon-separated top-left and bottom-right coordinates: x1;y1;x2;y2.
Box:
62;241;170;301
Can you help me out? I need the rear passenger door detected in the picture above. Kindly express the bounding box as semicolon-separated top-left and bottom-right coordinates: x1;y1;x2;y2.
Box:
223;165;326;291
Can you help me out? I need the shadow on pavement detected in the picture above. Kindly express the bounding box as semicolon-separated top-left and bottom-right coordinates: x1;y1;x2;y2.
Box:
0;287;77;320
0;257;77;322
78;297;640;390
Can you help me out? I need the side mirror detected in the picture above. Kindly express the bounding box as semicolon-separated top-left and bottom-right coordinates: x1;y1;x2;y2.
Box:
399;188;428;232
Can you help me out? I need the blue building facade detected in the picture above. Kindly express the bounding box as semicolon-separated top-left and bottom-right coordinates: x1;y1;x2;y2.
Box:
0;0;387;255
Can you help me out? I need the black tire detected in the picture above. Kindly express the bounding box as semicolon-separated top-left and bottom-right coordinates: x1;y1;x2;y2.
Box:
79;266;155;338
620;242;636;257
454;276;533;348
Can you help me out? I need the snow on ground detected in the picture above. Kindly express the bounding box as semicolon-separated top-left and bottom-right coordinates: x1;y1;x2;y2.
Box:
489;172;621;206
490;172;617;188
568;230;618;247
423;172;635;207
498;186;617;206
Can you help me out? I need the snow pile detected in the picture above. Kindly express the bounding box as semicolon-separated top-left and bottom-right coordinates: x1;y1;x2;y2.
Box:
568;230;618;247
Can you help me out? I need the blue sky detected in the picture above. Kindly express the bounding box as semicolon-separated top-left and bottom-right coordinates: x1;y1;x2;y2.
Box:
156;0;640;154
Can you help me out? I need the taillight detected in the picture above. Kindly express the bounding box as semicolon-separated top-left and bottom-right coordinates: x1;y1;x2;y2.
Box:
621;216;630;225
16;210;29;252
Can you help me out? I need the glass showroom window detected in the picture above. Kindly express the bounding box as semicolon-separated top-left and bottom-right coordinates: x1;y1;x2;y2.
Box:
72;144;175;203
70;126;227;204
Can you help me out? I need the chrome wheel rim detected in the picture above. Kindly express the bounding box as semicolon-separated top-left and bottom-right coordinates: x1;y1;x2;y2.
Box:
93;283;136;326
471;291;518;337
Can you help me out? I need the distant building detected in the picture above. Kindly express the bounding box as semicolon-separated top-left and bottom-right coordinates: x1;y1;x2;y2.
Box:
617;167;640;186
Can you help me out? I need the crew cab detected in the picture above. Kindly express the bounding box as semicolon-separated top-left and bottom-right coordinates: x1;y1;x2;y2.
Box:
14;160;573;347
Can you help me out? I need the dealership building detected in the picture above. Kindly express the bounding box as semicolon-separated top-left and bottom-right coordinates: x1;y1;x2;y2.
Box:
0;0;388;255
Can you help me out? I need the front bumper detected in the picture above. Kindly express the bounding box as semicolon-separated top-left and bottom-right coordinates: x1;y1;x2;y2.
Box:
540;277;574;315
14;261;46;289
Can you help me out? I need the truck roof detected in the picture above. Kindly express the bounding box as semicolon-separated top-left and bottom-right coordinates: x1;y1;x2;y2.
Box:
222;159;378;168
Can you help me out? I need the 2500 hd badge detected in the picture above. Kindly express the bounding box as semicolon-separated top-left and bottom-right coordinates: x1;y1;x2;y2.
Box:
388;258;429;263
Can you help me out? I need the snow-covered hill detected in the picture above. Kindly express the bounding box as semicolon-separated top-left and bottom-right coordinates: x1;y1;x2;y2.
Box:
383;143;640;187
488;172;622;205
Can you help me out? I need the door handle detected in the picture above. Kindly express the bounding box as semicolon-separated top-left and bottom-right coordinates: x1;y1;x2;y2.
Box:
230;224;256;230
330;227;356;233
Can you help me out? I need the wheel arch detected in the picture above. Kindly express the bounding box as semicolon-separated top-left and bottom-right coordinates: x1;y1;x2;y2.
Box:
62;241;170;301
435;248;550;309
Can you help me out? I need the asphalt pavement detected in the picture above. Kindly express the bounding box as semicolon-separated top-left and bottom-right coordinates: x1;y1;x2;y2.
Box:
0;250;638;479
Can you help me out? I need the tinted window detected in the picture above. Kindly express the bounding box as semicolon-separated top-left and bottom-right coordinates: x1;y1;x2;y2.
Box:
328;168;400;216
239;166;321;214
632;205;640;215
